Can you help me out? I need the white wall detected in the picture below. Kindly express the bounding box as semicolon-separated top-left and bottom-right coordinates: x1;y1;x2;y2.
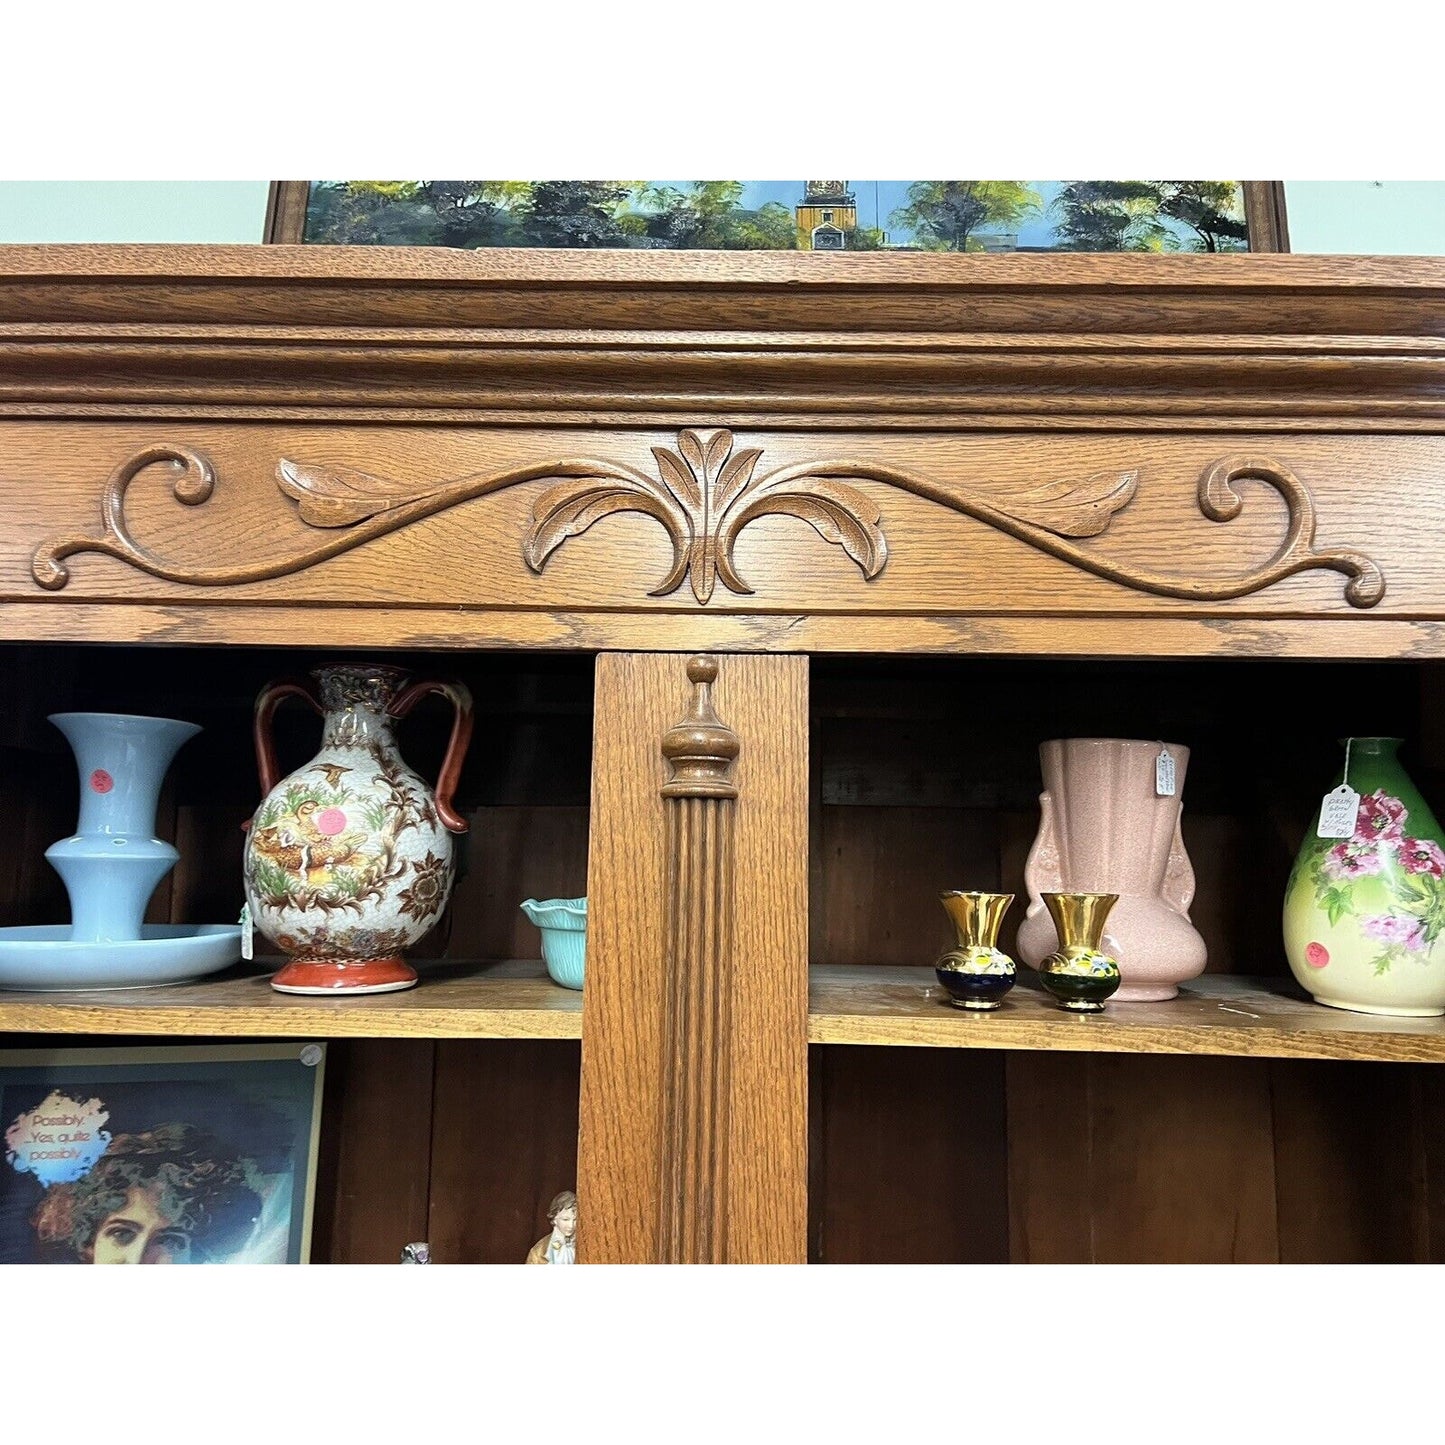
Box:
0;182;270;243
1284;181;1445;255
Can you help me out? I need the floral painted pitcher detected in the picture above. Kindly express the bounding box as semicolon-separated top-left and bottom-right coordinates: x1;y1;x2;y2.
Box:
243;664;473;995
1284;737;1445;1016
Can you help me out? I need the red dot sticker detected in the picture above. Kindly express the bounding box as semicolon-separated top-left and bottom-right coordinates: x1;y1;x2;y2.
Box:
1305;942;1330;969
90;769;114;794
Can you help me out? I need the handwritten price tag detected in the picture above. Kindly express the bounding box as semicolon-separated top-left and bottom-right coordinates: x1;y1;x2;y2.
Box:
1317;784;1361;839
1155;749;1176;797
239;903;254;962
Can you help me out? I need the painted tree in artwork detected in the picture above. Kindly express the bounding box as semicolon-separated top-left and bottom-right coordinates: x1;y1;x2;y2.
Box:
304;181;532;246
635;183;798;250
1155;182;1249;252
414;181;533;246
889;181;1042;251
1051;181;1249;252
1051;181;1170;251
522;181;637;248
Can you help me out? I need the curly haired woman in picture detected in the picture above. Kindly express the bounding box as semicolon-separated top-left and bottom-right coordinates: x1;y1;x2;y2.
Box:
30;1122;264;1264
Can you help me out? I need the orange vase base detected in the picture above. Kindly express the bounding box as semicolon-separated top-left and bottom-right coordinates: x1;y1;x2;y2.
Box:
270;955;417;995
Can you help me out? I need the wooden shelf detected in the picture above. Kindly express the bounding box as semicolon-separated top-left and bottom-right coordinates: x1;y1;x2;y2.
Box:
0;959;582;1041
808;965;1445;1064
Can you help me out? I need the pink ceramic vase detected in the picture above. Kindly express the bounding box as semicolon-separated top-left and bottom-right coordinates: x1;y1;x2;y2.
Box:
1016;738;1207;1001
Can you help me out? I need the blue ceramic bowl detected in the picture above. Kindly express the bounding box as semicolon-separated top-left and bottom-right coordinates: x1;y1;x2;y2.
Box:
520;897;587;990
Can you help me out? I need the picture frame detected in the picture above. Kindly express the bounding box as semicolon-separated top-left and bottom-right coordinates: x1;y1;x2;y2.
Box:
1;1042;326;1264
265;180;1290;252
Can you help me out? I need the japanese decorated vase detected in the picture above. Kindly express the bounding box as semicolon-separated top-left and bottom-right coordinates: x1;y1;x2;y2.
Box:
1017;738;1208;1001
1284;738;1445;1017
243;664;473;995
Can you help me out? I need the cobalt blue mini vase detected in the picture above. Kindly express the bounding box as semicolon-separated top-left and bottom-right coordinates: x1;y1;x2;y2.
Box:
934;891;1016;1010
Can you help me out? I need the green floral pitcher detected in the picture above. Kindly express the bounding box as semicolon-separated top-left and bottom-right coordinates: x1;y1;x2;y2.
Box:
1284;737;1445;1016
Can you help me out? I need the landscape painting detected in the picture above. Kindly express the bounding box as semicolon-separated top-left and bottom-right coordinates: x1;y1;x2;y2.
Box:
293;181;1258;253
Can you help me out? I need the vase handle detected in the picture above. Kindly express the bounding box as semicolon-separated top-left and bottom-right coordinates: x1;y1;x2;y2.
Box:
1161;813;1196;916
253;676;324;798
1023;790;1062;910
389;679;474;833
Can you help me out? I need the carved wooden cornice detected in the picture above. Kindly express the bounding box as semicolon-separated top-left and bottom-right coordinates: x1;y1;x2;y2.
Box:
30;431;1385;609
5;248;1445;425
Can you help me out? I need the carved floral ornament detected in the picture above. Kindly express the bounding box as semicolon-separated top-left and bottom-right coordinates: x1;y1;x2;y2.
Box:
31;429;1385;608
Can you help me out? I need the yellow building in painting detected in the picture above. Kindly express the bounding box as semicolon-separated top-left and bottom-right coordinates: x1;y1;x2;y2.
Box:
796;182;857;250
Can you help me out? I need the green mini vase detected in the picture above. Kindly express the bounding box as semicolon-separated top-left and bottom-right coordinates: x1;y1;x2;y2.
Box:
1038;891;1122;1013
1284;737;1445;1017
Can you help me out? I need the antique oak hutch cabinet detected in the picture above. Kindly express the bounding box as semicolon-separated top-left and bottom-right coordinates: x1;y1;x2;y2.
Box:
4;245;1445;1264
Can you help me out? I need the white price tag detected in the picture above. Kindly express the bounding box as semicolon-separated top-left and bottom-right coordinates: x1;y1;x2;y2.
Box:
1317;784;1361;839
1155;748;1176;797
240;903;254;961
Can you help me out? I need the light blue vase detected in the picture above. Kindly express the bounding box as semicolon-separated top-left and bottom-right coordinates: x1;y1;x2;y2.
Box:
520;897;587;990
46;712;201;942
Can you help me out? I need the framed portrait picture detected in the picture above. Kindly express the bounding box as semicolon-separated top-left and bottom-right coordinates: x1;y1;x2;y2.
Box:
0;1042;325;1265
266;180;1289;253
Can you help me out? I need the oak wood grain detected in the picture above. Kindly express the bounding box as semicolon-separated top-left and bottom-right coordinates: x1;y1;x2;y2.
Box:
426;1039;580;1264
1270;1059;1416;1263
578;652;808;1263
6;427;1436;627
809;967;1445;1063
264;183;309;245
12;604;1445;658
1;245;1441;1267
310;1039;435;1263
1007;1052;1283;1263
811;1045;1008;1263
0;959;582;1039
3;249;1445;430
1087;1054;1280;1263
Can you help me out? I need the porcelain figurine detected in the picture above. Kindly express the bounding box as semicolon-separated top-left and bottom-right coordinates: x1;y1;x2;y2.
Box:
243;663;474;996
1284;737;1445;1017
0;713;241;991
526;1190;578;1264
934;891;1016;1010
520;897;587;990
1037;891;1122;1012
1017;738;1207;1001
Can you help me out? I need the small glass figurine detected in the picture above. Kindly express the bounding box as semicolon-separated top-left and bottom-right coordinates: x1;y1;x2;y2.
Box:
400;1242;431;1263
1038;891;1123;1012
934;890;1017;1010
526;1189;578;1264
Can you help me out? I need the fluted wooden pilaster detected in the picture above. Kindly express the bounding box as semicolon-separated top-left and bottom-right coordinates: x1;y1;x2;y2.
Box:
578;651;808;1263
658;657;739;1261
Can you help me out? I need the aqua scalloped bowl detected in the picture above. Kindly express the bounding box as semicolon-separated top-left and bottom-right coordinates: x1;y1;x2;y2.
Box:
520;897;586;990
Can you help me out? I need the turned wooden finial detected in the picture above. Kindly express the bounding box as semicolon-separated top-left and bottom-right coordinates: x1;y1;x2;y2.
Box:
661;655;739;799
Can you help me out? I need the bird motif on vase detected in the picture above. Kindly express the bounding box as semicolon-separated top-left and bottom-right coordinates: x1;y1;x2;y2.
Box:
250;798;370;881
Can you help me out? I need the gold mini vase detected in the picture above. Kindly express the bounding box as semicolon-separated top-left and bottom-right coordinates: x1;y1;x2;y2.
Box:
935;891;1016;1010
1038;891;1122;1013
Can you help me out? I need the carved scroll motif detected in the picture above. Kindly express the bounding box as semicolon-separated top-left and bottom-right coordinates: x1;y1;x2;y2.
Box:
31;433;1385;608
657;656;739;1263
